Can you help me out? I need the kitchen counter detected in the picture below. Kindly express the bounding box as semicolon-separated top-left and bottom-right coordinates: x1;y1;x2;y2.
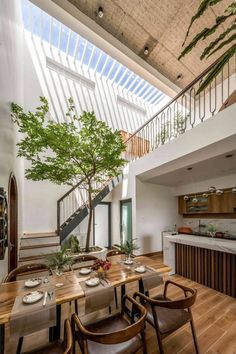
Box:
164;233;236;255
163;232;236;297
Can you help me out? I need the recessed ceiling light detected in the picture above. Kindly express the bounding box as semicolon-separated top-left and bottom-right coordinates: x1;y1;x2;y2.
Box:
225;153;233;158
98;6;104;18
187;167;192;170
143;47;149;55
176;74;183;81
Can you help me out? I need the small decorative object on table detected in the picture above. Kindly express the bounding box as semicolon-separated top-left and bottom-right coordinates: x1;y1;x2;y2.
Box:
114;238;139;265
92;259;111;279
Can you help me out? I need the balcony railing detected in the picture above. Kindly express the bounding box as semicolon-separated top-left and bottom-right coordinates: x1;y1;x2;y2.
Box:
125;50;236;161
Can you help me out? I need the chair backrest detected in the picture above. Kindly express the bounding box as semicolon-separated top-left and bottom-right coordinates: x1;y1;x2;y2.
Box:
72;295;146;346
136;280;197;310
63;319;73;354
106;249;125;257
4;263;50;282
73;255;98;263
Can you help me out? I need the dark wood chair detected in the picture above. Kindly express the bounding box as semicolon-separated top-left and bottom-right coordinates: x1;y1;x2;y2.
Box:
134;280;200;354
106;249;125;308
71;295;147;354
22;319;73;354
106;249;125;257
4;263;50;282
72;255;98;314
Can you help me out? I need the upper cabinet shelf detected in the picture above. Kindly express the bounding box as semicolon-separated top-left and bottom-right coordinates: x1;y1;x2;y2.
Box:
179;189;236;216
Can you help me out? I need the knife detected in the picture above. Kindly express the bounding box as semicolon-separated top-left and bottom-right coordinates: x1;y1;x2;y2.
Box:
43;291;48;306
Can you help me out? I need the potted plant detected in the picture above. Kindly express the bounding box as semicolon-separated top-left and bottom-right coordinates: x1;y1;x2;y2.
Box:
66;234;80;254
207;224;217;238
46;246;73;275
11;97;126;252
115;239;139;264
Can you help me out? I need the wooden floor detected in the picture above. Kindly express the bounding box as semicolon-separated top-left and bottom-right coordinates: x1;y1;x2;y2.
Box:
6;254;236;354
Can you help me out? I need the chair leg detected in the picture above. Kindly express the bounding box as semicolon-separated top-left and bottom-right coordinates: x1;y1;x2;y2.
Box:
190;319;200;354
74;300;78;315
141;329;147;354
114;288;118;309
155;328;164;354
16;336;24;354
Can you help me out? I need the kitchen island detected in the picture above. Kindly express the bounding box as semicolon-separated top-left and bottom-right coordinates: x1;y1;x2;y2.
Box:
164;233;236;297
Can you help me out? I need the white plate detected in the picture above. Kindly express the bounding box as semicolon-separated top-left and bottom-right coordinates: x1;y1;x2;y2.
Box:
23;291;44;304
135;266;146;273
79;268;92;275
24;279;41;288
85;278;100;287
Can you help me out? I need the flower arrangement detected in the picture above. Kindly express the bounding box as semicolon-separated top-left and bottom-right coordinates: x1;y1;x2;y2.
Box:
92;259;111;272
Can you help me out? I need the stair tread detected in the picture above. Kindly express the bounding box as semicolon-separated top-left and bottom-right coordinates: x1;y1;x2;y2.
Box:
22;232;58;239
20;243;60;250
19;253;56;262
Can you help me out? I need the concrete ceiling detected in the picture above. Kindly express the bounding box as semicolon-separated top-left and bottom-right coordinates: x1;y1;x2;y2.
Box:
65;0;234;89
145;150;236;186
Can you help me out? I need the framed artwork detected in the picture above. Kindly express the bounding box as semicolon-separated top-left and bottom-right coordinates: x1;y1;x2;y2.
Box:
0;188;8;260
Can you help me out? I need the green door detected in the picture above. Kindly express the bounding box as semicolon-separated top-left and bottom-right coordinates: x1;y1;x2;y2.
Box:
120;199;132;244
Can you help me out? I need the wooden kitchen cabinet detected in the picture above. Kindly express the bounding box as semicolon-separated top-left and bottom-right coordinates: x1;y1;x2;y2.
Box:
178;188;236;216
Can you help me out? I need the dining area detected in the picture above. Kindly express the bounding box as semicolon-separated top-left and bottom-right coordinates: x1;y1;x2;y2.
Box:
0;250;202;354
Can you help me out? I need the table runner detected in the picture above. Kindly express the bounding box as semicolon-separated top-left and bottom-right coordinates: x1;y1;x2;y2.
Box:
79;280;114;314
10;286;56;338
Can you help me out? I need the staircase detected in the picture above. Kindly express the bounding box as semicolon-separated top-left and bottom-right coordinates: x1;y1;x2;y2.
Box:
58;174;123;242
19;232;60;265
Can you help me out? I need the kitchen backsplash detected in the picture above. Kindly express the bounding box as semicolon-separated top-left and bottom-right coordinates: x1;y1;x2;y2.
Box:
183;218;236;236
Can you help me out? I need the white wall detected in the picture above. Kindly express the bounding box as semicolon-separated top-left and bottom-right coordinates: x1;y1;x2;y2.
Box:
136;180;181;254
0;0;25;281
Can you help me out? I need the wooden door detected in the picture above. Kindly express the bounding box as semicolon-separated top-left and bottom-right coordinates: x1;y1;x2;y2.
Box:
8;174;18;272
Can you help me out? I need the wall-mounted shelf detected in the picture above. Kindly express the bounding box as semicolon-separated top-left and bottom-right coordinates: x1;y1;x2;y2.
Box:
179;188;236;217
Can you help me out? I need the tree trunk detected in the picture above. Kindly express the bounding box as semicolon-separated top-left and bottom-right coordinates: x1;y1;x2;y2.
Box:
85;191;93;252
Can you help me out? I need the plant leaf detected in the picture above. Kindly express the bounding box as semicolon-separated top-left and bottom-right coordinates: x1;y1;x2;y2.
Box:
196;45;236;94
179;13;234;60
207;33;236;58
200;23;236;59
183;0;222;46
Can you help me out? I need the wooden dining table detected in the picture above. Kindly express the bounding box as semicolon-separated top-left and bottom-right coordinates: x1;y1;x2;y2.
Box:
0;255;171;354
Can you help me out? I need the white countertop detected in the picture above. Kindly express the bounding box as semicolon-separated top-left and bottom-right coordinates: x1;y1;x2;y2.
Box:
164;233;236;255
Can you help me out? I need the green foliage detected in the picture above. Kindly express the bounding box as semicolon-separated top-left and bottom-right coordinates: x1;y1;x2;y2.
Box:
11;97;127;251
207;223;217;234
66;234;80;253
114;238;139;255
179;0;236;94
46;246;73;270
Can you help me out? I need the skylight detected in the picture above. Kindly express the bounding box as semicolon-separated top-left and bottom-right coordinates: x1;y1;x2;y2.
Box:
21;0;166;107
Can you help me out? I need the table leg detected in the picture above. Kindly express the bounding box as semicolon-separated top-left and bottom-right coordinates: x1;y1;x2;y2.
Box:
49;304;61;342
0;324;5;354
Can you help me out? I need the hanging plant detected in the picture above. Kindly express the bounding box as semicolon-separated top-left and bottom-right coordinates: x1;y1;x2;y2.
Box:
179;0;236;94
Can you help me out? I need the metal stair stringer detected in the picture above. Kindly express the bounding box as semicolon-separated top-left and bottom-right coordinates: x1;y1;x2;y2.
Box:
59;174;123;243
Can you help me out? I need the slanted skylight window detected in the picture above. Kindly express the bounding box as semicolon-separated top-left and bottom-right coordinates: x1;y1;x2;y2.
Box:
21;0;167;108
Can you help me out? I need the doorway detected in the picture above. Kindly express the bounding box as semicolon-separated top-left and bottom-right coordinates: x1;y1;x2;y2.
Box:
120;199;132;244
8;173;18;272
93;202;111;249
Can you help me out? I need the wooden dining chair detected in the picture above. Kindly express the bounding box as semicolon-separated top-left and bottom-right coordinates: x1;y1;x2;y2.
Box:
4;263;50;282
71;295;147;354
22;319;73;354
134;280;200;354
72;255;98;314
106;249;125;309
4;263;50;354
